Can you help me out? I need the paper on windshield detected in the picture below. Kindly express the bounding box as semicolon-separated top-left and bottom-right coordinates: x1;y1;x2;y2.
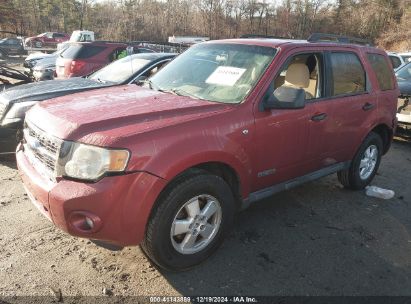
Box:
206;66;246;86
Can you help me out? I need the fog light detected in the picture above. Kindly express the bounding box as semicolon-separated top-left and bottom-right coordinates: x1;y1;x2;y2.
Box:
69;211;101;233
85;217;94;229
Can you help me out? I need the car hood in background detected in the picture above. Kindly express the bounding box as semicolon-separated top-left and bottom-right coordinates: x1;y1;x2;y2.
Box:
33;56;58;70
0;78;113;105
25;52;53;62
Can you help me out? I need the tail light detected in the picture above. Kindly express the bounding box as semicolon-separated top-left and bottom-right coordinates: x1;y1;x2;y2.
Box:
70;60;86;74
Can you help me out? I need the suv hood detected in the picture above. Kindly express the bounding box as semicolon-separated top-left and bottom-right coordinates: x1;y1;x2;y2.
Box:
27;85;230;145
0;78;112;105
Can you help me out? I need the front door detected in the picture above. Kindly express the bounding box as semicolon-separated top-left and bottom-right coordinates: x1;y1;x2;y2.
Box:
253;51;326;190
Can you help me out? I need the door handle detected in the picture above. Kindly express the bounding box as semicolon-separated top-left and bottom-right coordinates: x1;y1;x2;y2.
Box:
311;113;327;122
362;102;375;111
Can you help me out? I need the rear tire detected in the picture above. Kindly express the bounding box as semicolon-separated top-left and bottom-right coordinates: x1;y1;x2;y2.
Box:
338;132;383;190
141;173;236;271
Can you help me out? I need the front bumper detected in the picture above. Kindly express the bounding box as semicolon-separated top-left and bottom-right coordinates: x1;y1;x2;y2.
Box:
33;70;55;81
16;146;167;246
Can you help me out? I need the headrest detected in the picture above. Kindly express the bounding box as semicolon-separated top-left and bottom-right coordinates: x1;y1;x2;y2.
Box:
284;63;310;88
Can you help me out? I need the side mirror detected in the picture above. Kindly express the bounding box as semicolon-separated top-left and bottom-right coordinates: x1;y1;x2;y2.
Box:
261;87;306;110
133;75;147;85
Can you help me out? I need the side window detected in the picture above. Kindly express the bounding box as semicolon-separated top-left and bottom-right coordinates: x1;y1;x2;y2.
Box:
389;55;402;69
330;52;366;96
273;53;323;100
46;33;53;38
77;46;105;59
109;47;127;62
137;48;155;54
367;53;394;91
141;61;169;78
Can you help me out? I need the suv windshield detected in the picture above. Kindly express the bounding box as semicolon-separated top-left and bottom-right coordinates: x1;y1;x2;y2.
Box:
89;55;151;84
150;43;276;104
396;62;411;81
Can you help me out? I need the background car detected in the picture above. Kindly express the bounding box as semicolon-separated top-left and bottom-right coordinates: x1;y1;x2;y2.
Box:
399;52;411;64
396;62;411;133
0;52;176;153
32;56;58;81
388;52;406;71
55;41;128;78
24;44;70;70
0;37;25;58
24;32;69;48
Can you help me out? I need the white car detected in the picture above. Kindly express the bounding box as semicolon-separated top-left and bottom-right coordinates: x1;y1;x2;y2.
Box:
388;52;406;71
396;62;411;131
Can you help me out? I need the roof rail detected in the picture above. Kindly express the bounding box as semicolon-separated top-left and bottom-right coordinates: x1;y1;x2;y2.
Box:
240;34;289;39
307;33;373;46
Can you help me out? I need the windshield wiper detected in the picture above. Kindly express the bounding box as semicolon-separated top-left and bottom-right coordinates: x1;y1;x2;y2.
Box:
170;88;201;100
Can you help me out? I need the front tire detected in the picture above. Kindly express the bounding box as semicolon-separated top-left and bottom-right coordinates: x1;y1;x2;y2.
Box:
338;132;383;190
141;173;236;271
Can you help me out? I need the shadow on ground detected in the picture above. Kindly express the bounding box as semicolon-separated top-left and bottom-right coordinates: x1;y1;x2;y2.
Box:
162;144;411;296
0;154;16;170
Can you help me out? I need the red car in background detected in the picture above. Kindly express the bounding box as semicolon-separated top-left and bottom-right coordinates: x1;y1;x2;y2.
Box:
24;32;70;48
55;41;155;79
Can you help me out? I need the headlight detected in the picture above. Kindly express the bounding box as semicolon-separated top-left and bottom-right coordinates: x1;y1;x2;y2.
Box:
57;142;130;181
2;101;38;126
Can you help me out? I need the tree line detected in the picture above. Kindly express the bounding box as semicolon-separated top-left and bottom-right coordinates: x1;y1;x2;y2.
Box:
0;0;410;51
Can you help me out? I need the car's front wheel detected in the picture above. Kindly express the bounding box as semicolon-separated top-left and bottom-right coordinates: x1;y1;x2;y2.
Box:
142;172;236;271
338;132;383;190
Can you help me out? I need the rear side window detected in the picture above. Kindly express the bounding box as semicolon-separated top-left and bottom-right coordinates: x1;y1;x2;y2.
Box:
389;56;402;69
367;53;394;91
61;45;106;59
330;52;366;96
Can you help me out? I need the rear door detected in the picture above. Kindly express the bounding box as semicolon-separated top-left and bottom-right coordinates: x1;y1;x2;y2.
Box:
366;53;397;132
319;50;377;163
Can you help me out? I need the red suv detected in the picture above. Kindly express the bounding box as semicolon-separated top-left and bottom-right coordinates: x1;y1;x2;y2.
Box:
55;41;129;78
24;32;69;48
17;36;398;271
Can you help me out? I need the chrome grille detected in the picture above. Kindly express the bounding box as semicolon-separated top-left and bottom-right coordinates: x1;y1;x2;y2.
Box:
23;121;62;178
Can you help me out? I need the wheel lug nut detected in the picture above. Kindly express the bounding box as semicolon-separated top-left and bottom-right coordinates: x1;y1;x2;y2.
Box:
200;225;205;230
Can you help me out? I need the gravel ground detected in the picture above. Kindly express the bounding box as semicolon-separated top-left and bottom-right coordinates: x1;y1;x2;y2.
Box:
1;140;411;301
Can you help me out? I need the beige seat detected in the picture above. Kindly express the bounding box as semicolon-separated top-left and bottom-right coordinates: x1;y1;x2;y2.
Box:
281;63;313;99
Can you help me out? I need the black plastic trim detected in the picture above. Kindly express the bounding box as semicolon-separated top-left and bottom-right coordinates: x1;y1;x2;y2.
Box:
242;161;351;209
